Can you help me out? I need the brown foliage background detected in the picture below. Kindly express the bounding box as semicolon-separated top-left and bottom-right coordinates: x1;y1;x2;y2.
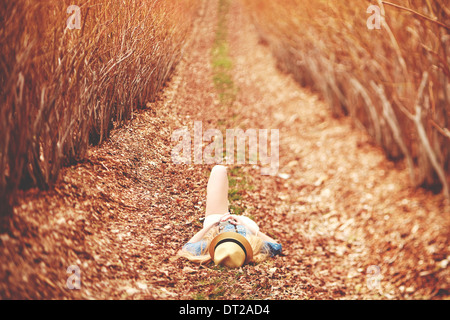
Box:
0;0;448;300
0;0;198;214
243;0;450;197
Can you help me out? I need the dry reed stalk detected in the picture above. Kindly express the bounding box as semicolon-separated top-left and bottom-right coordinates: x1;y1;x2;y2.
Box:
0;0;200;215
243;0;450;198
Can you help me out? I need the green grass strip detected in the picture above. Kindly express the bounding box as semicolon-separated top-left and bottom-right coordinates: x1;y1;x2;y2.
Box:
211;0;237;107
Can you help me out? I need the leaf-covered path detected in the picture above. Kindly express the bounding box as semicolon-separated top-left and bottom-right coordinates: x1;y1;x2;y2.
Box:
1;0;448;299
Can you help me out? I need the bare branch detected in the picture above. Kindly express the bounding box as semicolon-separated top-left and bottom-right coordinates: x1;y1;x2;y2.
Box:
412;72;449;199
370;81;416;183
382;1;450;31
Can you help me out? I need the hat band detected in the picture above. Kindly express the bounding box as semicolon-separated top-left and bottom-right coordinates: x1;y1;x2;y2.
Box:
214;238;247;259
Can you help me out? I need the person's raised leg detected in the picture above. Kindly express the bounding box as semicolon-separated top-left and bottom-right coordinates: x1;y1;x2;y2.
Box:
205;165;229;217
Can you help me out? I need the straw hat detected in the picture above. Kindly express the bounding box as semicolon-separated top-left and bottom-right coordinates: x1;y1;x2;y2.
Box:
209;232;253;268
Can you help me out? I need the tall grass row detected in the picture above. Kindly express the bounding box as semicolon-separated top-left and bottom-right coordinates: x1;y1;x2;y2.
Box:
243;0;450;198
0;0;199;215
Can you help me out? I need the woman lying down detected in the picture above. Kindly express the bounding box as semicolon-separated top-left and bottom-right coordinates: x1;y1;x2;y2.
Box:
178;165;282;268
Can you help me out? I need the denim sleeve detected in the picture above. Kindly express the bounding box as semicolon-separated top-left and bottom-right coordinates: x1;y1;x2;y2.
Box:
183;240;208;256
262;241;282;257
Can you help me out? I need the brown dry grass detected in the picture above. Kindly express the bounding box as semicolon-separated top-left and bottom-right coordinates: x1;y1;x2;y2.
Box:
0;0;448;301
242;0;450;198
0;0;199;215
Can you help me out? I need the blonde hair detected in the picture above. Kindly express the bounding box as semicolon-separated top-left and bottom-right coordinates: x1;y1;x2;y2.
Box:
178;226;270;265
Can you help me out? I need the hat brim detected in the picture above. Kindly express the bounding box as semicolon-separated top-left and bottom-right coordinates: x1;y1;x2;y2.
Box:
209;231;253;264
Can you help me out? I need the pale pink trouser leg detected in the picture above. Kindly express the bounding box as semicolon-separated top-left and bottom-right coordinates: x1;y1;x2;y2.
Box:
205;165;229;217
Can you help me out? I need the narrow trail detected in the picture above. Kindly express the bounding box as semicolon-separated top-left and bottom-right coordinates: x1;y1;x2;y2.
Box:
1;0;448;300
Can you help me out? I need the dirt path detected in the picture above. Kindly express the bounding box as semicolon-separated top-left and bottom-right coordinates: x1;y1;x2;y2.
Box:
1;0;448;300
